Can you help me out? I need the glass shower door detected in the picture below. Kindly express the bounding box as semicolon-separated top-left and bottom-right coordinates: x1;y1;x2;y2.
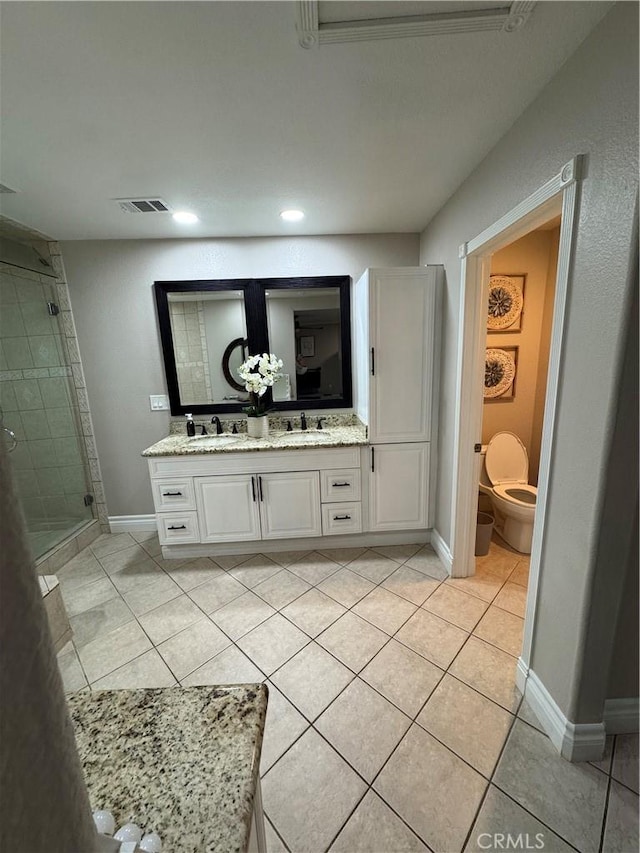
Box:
0;262;94;560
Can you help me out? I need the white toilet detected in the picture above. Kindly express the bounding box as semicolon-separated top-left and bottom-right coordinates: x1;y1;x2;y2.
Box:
479;431;537;554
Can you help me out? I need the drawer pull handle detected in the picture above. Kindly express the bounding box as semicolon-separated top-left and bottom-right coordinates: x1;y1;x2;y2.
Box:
333;515;352;521
167;524;187;530
332;482;351;488
163;491;183;497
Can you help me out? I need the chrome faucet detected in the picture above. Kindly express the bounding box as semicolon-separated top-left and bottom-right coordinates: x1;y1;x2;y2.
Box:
210;416;224;435
300;412;307;431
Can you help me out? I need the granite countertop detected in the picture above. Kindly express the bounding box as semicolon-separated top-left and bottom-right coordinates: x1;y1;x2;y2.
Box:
142;422;368;457
68;684;268;853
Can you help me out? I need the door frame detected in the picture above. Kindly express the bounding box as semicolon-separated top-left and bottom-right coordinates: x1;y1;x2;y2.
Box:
449;155;583;685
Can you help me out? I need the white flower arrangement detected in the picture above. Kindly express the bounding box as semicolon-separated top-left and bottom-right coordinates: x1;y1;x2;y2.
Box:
237;353;283;417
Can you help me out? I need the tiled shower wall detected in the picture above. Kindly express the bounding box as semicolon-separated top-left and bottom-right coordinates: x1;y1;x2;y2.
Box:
0;248;109;547
170;300;213;404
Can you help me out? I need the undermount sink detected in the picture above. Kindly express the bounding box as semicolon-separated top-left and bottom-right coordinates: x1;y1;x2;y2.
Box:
275;431;333;444
189;434;246;448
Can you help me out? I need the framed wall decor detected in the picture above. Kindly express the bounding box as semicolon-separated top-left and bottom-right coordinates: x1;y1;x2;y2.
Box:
484;346;518;400
299;335;315;357
487;274;525;332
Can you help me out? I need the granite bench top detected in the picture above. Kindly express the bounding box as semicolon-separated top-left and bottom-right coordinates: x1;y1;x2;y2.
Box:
141;423;368;457
67;683;268;853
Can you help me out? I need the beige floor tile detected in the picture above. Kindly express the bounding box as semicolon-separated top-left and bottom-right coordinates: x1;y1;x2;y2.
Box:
91;648;177;689
156;618;231;680
602;779;639;853
374;723;487;853
445;568;505;603
612;733;639;794
90;532;136;559
213;553;256;570
395;608;468;669
236;613;309;675
69;595;133;647
493;581;527;617
381;565;441;606
229;554;281;588
317;567;375;608
98;543;154;575
262;728;366;853
109;558;166;595
253;568;311;610
187;572;247;613
347;550;401;583
56;549;104;593
590;735;615;775
77;619;151;683
404;546;448;580
464;785;575;853
371;543;423;563
61;575;119;618
317;611;389;673
287;551;342;585
317;546;367;565
163;557;225;592
181;645;265;687
449;636;520;712
270;642;353;720
267;549;311;567
57;645;88;692
473;605;524;657
510;561;530;588
330;790;429;852
475;542;521;579
130;529;158;544
517;698;545;734
209;590;275;640
137;594;204;645
121;572;182;616
361;639;444;717
316;678;411;781
264;818;288;853
260;682;309;774
494;719;608;851
422;584;488;631
417;674;514;777
352;586;417;636
281;588;346;638
139;534;162;558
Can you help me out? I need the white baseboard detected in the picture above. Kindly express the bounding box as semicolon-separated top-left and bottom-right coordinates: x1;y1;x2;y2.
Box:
516;656;529;695
109;514;157;533
524;669;606;762
604;698;640;734
430;528;452;575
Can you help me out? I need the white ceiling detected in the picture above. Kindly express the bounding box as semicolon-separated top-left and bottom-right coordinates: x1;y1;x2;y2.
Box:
0;1;610;241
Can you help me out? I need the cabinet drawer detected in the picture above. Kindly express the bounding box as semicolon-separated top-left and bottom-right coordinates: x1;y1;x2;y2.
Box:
321;502;362;536
157;511;200;545
152;478;196;512
320;469;361;503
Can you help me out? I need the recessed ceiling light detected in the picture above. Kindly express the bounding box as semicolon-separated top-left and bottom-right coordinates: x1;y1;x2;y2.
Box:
172;211;199;224
280;209;305;222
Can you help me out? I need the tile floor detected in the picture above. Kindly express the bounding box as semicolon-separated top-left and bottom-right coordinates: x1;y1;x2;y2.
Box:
56;533;639;853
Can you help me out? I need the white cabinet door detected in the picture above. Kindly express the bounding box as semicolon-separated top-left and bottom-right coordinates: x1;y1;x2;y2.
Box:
195;475;261;543
368;443;430;531
258;471;322;540
367;268;436;444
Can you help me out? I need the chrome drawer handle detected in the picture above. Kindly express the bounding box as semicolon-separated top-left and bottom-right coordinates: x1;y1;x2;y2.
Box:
332;482;350;487
333;515;352;521
163;491;183;497
167;524;187;530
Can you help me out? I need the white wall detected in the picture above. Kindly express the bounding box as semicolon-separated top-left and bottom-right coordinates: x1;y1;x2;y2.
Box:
420;3;638;721
60;234;419;516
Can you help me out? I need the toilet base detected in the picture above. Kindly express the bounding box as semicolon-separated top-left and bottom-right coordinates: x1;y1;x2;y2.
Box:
500;515;534;554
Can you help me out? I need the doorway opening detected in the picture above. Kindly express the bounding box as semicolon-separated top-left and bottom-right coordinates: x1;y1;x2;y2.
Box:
449;156;583;688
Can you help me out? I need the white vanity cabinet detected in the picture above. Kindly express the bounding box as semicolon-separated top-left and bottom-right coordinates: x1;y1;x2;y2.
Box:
355;266;441;532
149;446;362;552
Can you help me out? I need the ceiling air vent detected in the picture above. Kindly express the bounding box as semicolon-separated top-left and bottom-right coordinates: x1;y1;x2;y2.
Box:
115;197;171;213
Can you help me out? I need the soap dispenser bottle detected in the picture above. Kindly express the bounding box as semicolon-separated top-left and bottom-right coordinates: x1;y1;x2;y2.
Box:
185;413;196;437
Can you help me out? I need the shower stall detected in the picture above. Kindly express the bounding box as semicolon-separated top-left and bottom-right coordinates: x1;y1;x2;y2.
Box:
0;243;94;560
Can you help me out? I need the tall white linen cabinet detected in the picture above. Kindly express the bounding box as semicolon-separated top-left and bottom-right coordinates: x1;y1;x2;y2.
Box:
353;266;442;532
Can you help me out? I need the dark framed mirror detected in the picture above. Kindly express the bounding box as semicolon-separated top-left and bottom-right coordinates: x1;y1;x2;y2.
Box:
154;276;352;415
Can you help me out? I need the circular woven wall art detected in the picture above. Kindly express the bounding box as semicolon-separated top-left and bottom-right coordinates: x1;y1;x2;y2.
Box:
487;276;523;330
484;348;516;398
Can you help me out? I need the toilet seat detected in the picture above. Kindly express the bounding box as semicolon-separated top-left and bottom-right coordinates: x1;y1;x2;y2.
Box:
493;483;537;507
485;432;529;485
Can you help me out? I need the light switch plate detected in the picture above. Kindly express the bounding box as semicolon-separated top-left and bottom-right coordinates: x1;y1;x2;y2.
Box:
149;394;169;411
